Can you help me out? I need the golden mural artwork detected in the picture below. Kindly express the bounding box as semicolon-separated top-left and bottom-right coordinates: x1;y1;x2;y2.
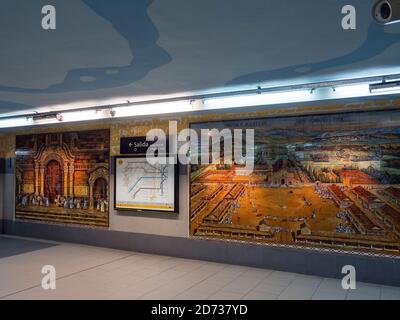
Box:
190;109;400;256
15;129;110;227
0;98;398;244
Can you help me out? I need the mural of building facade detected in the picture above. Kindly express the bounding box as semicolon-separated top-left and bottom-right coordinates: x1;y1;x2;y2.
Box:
190;109;400;256
15;129;110;227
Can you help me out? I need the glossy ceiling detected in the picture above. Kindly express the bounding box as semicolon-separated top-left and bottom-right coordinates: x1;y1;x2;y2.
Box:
0;0;400;115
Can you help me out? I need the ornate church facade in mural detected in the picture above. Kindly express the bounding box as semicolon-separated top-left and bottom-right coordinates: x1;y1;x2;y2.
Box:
15;129;110;227
190;110;400;256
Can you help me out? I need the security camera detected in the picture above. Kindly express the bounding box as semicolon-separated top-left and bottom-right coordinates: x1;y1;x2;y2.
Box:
372;0;400;24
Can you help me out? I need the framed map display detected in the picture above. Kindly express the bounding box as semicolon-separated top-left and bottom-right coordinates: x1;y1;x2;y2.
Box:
114;156;178;212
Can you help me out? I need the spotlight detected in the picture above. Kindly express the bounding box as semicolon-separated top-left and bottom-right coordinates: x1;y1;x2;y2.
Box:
32;113;62;123
372;0;400;24
369;80;400;93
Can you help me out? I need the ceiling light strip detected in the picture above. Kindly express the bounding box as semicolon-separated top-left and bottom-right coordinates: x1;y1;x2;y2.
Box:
1;75;400;129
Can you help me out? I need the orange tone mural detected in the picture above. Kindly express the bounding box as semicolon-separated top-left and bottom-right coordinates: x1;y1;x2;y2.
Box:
15;129;110;227
190;109;400;256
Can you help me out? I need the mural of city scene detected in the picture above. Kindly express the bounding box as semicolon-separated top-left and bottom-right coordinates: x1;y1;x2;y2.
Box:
15;129;110;227
190;110;400;256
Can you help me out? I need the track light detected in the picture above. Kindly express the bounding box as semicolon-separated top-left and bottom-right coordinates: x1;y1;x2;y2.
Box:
369;80;400;93
56;113;63;121
1;75;400;129
32;113;63;124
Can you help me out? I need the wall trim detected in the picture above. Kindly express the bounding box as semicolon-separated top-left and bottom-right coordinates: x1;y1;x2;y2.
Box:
3;219;400;286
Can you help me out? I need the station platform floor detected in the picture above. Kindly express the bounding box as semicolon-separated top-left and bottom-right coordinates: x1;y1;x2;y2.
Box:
1;235;399;300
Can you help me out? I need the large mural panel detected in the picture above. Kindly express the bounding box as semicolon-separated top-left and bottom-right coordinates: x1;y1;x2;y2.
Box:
190;109;400;256
15;129;110;227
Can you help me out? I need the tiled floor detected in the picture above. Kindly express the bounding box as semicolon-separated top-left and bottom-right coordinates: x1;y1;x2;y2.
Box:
1;235;400;300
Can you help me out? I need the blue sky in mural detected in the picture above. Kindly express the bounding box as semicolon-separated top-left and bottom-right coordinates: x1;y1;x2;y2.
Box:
0;0;399;113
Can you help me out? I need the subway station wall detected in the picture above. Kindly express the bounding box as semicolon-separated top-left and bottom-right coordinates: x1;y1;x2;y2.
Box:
2;98;400;247
0;158;4;233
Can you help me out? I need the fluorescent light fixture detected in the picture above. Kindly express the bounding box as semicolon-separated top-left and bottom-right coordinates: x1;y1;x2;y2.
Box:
204;83;375;110
2;76;400;129
369;81;400;94
62;109;110;122
0;101;194;128
203;89;311;110
0;117;33;129
333;83;370;96
113;100;193;118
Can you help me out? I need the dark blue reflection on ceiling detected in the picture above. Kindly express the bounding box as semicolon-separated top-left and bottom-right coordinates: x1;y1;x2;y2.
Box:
0;0;171;94
228;23;400;86
0;100;35;112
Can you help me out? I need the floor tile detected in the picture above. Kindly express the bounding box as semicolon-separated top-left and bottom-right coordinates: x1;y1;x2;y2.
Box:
1;236;399;300
241;291;278;300
208;290;244;300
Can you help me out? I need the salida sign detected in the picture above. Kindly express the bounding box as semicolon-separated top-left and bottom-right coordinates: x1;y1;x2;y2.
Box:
120;136;168;155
